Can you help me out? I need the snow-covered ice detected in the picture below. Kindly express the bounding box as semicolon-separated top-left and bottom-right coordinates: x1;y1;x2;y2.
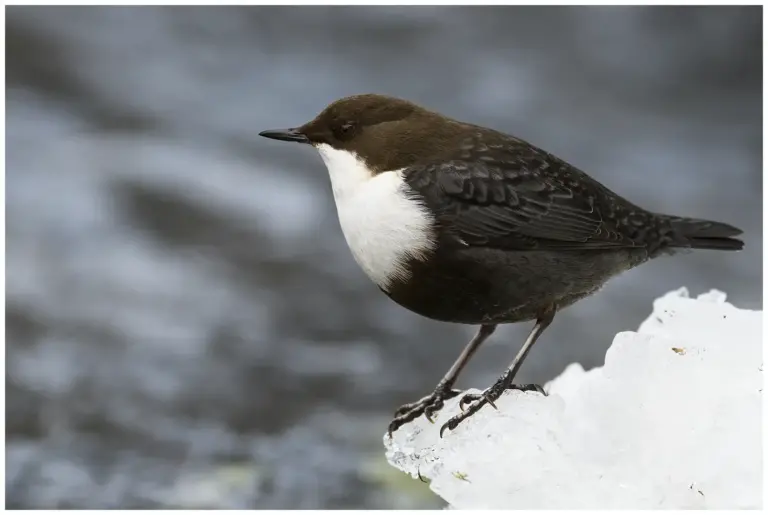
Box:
384;288;763;509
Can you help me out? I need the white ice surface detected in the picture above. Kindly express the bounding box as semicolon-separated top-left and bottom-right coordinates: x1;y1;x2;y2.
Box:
384;288;763;509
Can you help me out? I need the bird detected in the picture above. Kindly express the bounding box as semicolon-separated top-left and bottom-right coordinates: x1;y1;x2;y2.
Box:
259;93;744;437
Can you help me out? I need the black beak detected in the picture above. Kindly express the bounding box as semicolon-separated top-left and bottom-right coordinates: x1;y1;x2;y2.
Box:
259;127;310;144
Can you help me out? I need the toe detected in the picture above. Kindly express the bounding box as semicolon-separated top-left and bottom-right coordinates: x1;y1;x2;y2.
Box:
393;406;409;417
459;393;481;411
424;400;444;421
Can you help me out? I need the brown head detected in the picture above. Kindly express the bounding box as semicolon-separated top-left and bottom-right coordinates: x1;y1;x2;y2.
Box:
259;94;468;172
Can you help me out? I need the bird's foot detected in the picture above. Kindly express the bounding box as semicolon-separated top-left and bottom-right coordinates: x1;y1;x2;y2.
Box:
439;382;546;437
388;384;461;436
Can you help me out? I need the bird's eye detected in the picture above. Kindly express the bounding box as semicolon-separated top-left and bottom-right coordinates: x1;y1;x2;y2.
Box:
334;121;356;141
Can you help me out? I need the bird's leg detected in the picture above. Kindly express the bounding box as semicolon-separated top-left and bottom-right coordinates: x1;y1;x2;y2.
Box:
388;324;497;436
440;307;556;437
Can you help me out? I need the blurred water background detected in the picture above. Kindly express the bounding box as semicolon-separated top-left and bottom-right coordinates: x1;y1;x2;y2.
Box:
5;5;762;509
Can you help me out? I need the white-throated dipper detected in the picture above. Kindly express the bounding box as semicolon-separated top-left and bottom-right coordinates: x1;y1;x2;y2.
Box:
259;94;744;437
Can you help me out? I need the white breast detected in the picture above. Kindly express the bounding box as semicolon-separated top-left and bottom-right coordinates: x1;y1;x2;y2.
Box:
315;144;435;290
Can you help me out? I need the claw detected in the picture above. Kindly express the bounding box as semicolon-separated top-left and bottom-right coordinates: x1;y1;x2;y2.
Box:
439;420;453;438
440;399;487;437
388;387;461;435
424;398;444;423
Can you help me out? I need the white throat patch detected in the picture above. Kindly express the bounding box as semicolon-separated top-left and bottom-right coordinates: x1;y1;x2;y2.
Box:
315;143;435;290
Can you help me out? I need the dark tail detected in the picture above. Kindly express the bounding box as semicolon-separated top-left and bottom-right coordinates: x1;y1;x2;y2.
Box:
664;216;744;251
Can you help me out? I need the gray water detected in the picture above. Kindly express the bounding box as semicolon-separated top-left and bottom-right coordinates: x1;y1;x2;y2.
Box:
6;6;762;509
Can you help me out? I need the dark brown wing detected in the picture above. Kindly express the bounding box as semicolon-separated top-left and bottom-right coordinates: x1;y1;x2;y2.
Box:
403;140;651;251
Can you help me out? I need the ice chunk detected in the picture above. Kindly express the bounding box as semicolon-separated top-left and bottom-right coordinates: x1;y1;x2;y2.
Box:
384;289;762;509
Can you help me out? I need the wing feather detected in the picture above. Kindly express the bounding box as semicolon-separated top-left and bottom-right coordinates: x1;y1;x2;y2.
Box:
405;152;644;251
